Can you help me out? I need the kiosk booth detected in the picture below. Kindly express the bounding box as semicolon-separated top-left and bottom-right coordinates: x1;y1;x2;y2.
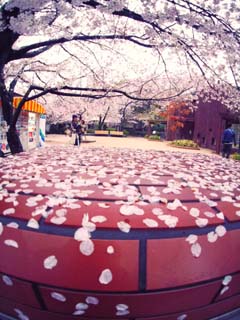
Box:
0;97;46;154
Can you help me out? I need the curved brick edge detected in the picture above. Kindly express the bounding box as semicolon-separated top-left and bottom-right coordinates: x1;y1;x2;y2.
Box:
1;293;240;320
0;146;240;320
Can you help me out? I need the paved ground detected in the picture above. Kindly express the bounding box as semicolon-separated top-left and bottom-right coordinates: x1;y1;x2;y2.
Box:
45;134;216;155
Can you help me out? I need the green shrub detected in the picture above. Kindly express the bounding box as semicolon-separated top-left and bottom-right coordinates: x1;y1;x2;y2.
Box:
232;153;240;161
148;135;161;141
107;128;116;131
123;130;129;136
86;129;95;134
171;139;199;148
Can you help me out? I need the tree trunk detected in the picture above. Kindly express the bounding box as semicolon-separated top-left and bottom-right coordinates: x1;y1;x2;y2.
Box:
98;115;103;129
0;26;22;154
7;127;23;154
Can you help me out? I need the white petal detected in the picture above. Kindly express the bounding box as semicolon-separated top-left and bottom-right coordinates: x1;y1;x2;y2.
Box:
79;240;95;256
85;296;99;305
204;211;215;218
116;304;129;311
233;203;240;208
26;202;38;207
107;245;115;254
51;292;66;302
163;215;178;228
91;215;107;223
216;212;225;220
186;234;198;244
152;208;163;216
6;222;19;229
14;309;29;320
27;218;39;229
210;192;218;198
4;239;19;248
147;186;157;193
82;221;96;232
55;209;68;217
215;225;227;237
222;275;232;286
73;310;85;315
236;210;240;217
3;208;15;215
117;221;131;233
75;302;89;310
66;203;81;209
83;201;92;206
205;199;217;207
143;218;158;228
120;205;144;216
207;231;218;243
189;208;200;218
5;197;16;203
22;189;34;194
221;196;234;202
195;217;208;228
177;315;188;320
158;197;167;204
2;275;13;286
220;286;229;295
50;216;66;225
116;310;130;316
43;255;58;269
0;222;3;235
191;242;202;258
166;202;177;210
82;213;89;225
99;269;113;284
74;227;91;241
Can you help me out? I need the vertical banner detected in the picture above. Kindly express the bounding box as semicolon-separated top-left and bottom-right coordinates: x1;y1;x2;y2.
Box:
28;112;36;149
39;114;46;147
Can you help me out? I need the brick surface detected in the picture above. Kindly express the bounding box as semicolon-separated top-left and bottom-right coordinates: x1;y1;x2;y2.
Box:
147;229;240;290
0;227;139;292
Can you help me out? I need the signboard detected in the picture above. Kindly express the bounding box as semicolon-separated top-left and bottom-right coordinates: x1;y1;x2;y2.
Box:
39;114;46;147
0;112;9;155
28;112;37;149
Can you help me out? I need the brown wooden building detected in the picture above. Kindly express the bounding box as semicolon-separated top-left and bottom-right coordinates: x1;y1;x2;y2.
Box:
165;100;240;153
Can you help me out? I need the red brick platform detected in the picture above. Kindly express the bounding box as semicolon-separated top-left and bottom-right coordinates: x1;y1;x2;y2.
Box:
0;146;240;320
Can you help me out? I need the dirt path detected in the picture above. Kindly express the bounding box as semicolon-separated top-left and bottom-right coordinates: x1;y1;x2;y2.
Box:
45;134;216;155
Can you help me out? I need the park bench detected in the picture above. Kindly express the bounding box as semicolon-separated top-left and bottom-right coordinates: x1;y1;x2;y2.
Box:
109;131;124;137
94;130;109;136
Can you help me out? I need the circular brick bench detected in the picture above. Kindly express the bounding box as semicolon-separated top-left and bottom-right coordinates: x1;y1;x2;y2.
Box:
0;146;240;320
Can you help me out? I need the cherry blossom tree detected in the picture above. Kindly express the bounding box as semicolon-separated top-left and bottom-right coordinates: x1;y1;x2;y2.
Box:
1;0;240;153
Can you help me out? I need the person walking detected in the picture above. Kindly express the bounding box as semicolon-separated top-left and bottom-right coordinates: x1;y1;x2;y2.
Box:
222;123;236;158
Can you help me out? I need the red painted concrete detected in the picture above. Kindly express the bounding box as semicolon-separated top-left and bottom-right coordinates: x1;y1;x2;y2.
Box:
0;227;139;291
0;147;240;320
216;202;240;222
40;280;221;317
0;273;40;307
147;229;240;290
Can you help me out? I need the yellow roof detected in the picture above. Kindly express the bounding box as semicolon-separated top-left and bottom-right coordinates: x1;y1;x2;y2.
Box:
13;97;46;114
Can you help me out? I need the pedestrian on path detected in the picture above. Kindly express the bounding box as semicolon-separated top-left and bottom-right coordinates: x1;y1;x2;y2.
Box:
71;114;82;146
222;123;236;158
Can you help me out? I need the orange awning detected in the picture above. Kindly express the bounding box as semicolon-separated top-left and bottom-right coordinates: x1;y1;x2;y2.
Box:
13;97;46;114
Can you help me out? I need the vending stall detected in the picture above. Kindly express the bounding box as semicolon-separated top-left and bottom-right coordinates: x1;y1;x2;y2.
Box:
0;97;46;153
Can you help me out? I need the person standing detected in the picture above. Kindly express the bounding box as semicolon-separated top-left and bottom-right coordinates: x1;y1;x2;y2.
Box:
81;119;87;141
71;114;82;146
222;123;236;158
